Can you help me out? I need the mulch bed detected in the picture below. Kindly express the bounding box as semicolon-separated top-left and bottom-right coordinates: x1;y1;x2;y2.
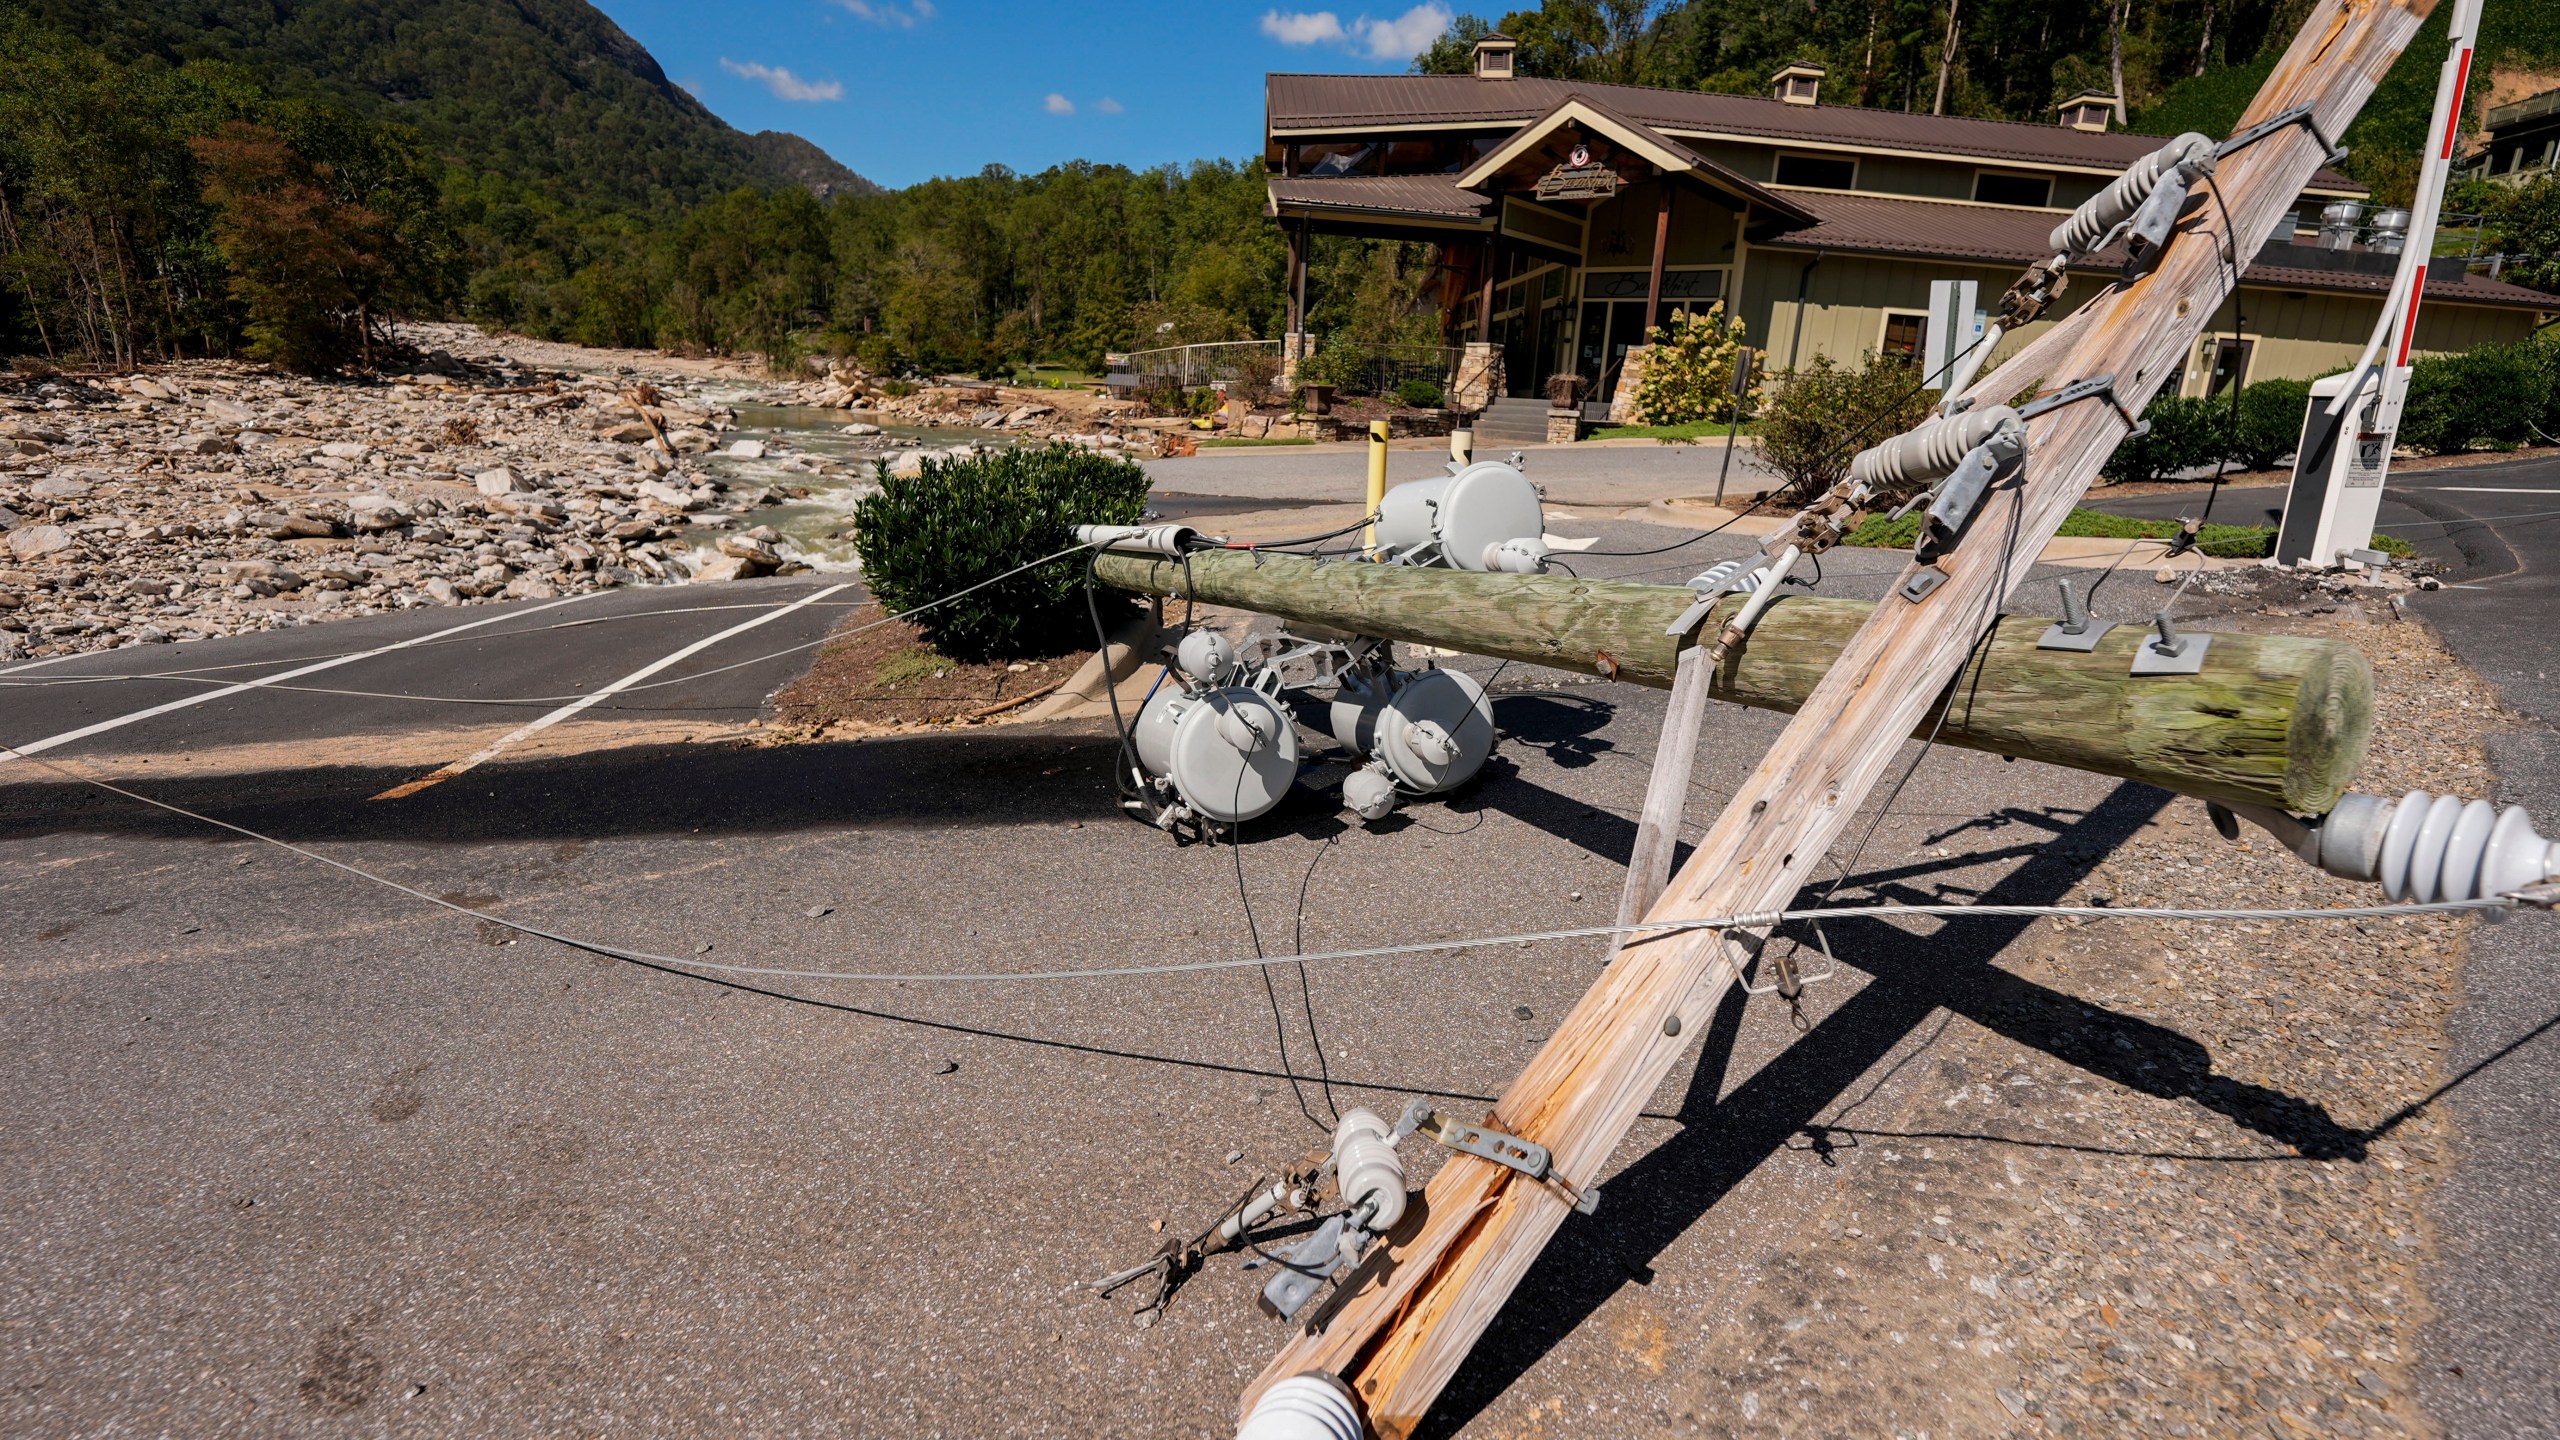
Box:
770;604;1092;733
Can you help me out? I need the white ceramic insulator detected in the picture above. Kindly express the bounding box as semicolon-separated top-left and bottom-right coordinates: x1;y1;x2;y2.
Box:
1238;1374;1365;1440
2048;132;2213;257
1848;406;2022;490
1342;765;1398;822
1331;1108;1407;1234
1687;558;1763;596
2372;791;2560;902
1074;522;1198;556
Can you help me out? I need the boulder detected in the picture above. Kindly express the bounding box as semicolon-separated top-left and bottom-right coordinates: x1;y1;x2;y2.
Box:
598;420;657;443
725;439;767;459
170;433;236;455
840;422;883;437
716;534;781;564
638;480;699;512
474;466;533;496
502;576;561;600
666;427;717;454
28;476;92;500
7;525;74;562
423;576;461;606
346;494;414;532
687;553;760;583
319;441;370;460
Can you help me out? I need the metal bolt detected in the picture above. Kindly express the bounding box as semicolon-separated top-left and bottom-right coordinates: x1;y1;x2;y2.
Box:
2151;609;2181;655
2057;577;2088;635
1662;1014;1682;1037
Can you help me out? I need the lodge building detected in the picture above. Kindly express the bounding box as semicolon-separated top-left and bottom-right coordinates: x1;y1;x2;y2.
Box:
1262;33;2557;418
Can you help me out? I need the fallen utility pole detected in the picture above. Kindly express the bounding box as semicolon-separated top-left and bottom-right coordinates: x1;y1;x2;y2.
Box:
1092;549;2373;814
1234;1;2439;1431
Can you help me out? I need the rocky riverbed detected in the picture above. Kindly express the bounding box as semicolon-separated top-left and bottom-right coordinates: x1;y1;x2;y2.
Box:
0;324;1188;663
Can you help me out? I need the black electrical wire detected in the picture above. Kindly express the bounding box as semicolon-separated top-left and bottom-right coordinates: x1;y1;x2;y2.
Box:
1228;762;1335;1135
1219;511;1379;552
1084;552;1148;809
2194;174;2251;531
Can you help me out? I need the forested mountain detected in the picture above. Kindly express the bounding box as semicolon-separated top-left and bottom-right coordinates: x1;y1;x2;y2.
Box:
5;0;872;212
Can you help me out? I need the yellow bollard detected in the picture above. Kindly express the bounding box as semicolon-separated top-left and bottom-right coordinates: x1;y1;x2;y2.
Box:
1365;419;1389;556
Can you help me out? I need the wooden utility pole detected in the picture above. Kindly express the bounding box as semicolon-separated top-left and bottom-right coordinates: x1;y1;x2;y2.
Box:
1237;1;2437;1432
1092;552;2373;814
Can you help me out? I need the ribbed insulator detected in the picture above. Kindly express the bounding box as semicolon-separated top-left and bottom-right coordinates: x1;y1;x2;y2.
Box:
2048;132;2213;258
1239;1374;1365;1440
1330;1108;1407;1233
2372;792;2560;903
1849;406;2022;490
1688;558;1764;596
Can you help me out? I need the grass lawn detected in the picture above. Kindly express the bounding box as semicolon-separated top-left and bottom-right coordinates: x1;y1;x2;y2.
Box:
1197;436;1318;448
1587;418;1763;443
1841;506;2416;559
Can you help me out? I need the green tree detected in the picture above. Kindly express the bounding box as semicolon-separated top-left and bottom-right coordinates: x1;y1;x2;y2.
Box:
191;120;390;370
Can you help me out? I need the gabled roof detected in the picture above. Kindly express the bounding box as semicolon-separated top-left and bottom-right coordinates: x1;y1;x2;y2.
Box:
1748;190;2557;310
1267;72;2360;189
1453;91;1816;225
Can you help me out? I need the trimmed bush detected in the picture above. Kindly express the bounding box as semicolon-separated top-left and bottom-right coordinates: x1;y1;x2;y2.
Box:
2102;394;2225;485
1757;353;1937;501
1845;506;2283;558
2400;343;2552;455
1395;376;1446;409
850;444;1151;662
2227;378;2312;471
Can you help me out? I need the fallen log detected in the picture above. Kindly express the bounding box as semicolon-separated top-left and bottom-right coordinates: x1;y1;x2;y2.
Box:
1091;548;2371;815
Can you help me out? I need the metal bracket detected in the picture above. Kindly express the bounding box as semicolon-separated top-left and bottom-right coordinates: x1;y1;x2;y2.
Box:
1900;566;1949;604
2038;620;2114;652
1257;1214;1349;1322
2215;104;2339;165
2018;372;2145;437
2129;614;2211;675
1398;1101;1599;1215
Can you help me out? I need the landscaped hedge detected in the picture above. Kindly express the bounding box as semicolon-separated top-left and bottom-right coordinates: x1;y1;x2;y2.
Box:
850;444;1150;661
2399;341;2554;455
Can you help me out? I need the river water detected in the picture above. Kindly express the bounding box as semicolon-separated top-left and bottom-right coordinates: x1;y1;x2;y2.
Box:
670;400;1019;575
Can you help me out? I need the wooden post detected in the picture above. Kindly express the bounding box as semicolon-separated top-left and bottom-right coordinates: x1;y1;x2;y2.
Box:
1287;222;1308;337
1645;181;1672;332
1233;2;2433;1430
1091;551;2374;815
1476;236;1499;341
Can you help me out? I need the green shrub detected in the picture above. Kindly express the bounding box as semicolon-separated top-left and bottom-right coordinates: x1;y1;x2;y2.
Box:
2227;378;2311;471
2401;343;2553;455
1395;377;1445;409
1629;304;1748;426
1756;353;1937;501
2102;394;2227;484
849;444;1151;661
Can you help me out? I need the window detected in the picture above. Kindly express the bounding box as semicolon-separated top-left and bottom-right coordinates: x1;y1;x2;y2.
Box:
1781;75;1819;103
1973;171;2054;208
1773;153;1856;190
1881;311;1927;364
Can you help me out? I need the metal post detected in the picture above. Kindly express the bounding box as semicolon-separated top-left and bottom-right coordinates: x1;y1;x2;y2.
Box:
1365;420;1390;555
1714;347;1754;506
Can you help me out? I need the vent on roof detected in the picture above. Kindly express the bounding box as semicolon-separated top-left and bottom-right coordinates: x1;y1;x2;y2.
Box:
1475;31;1518;81
1772;61;1825;106
2056;90;2117;132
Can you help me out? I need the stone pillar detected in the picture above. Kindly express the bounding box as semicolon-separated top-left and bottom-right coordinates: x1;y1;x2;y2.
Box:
1545;408;1583;444
1608;344;1653;424
1451;342;1505;416
1281;331;1315;387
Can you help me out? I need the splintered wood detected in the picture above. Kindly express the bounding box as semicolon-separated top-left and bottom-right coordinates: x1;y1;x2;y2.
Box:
1239;1;2440;1433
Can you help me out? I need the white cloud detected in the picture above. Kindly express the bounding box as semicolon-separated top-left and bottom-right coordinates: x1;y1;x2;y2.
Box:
1096;96;1125;114
1260;5;1451;62
1260;9;1347;45
1044;93;1076;115
719;58;844;102
1352;3;1453;61
832;0;935;26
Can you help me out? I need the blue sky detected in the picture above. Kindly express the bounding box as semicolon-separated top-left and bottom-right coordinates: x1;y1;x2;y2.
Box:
590;1;1459;189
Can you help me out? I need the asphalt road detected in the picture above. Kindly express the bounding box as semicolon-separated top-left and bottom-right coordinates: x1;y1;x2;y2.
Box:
2;474;2552;1435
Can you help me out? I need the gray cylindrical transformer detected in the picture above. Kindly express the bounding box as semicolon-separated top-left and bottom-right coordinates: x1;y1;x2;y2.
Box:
1328;666;1495;795
1133;682;1301;824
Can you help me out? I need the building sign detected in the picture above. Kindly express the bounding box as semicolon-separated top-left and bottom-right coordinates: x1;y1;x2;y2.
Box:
1585;269;1723;300
1535;160;1620;200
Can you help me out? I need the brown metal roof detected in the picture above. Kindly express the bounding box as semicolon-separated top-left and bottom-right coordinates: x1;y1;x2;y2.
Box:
1266;173;1491;220
1267;72;2359;187
1461;90;1817;225
1748;191;2558;310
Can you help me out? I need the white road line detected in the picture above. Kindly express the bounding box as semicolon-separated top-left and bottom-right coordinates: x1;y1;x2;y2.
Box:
371;583;851;800
0;650;105;678
2418;487;2560;494
0;594;592;769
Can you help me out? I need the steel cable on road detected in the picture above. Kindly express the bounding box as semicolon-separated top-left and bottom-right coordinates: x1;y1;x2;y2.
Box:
0;738;2521;990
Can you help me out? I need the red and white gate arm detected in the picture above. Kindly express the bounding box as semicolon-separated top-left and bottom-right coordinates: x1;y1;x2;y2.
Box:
2333;0;2483;426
